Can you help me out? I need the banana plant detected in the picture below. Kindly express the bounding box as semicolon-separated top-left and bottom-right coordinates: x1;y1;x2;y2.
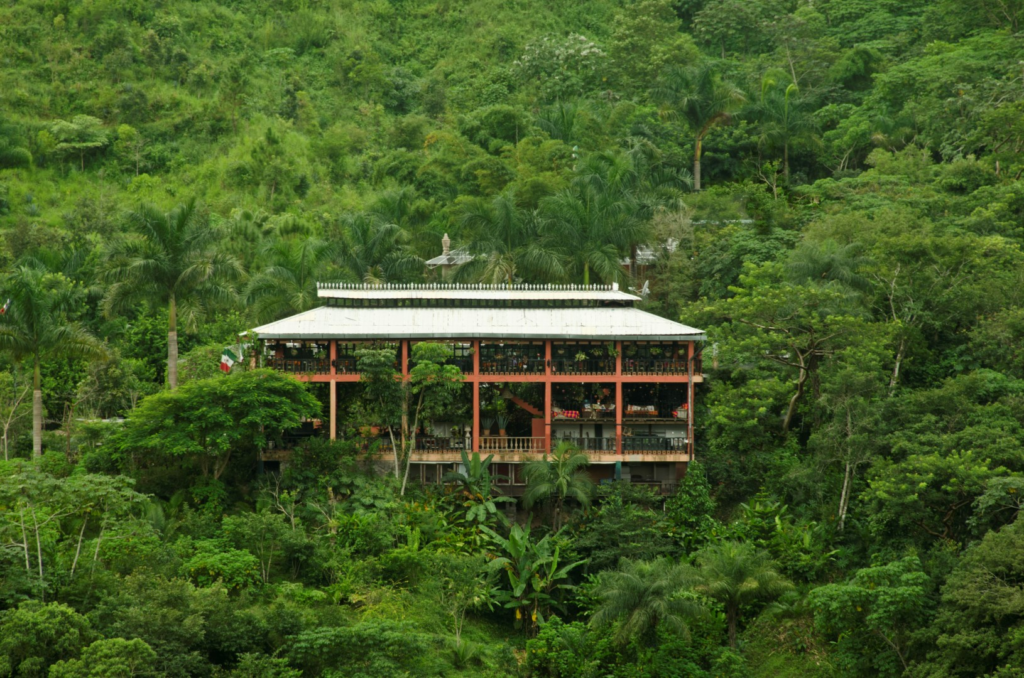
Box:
444;450;514;527
481;523;586;633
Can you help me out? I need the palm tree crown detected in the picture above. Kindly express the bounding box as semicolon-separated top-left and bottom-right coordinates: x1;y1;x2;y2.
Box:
457;190;563;285
0;262;107;456
340;213;422;284
654;63;745;191
522;442;595;530
591;558;703;646
103;199;241;388
246;236;340;322
540;154;648;285
684;541;793;648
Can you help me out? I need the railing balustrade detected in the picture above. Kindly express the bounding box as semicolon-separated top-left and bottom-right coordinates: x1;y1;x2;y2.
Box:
448;357;474;373
267;357;331;374
552;436;616;452
622;436;688;452
479;358;544;375
479;436;546;452
333;357;359;373
622;358;688;375
551;358;615;375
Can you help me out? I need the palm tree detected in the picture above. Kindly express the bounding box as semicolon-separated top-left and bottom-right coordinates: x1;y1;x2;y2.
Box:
540;155;648;285
753;78;817;179
522;442;595;530
457;190;564;285
654;63;745;191
103;199;242;389
591;558;703;646
684;541;793;648
787;239;870;292
340;213;422;284
246;237;341;322
0;263;107;457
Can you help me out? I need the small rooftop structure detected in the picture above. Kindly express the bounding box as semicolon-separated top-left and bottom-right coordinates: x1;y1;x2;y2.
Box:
425;233;474;268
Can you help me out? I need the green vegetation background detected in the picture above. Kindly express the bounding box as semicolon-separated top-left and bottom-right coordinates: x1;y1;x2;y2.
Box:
3;0;1024;675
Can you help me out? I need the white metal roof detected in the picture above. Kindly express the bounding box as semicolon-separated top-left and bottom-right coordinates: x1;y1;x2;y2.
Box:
317;282;641;303
252;306;705;341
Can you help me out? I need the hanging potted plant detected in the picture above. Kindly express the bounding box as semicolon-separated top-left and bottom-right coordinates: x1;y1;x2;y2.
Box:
574;351;588;371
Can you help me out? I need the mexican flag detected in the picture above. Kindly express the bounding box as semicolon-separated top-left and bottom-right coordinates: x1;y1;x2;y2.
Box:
220;348;239;373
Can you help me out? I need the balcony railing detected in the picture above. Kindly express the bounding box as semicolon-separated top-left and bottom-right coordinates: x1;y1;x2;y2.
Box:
479;436;546;452
553;436;616;452
448;357;474;373
551;358;615;375
623;436;688;452
623;359;688;375
333;357;359;373
267;357;330;374
479;358;544;375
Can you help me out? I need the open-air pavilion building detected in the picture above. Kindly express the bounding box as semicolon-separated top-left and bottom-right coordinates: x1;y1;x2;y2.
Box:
253;282;705;493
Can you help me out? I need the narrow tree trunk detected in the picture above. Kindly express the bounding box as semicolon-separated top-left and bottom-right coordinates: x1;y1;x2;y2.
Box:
167;294;179;389
888;337;905;397
838;462;852;532
693;137;702;192
783;143;790;180
31;508;45;593
32;356;42;458
19;507;31;576
70;516;88;578
727;606;738;648
583;263;589;286
782;362;808;432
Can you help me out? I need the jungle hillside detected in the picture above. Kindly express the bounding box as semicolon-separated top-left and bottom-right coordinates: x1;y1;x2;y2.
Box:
3;0;1024;676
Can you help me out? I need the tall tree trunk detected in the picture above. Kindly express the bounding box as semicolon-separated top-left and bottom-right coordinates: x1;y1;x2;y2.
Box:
838;461;852;532
727;606;738;648
583;263;589;286
693;136;703;192
782;361;808;432
783;143;790;180
32;355;42;459
167;294;179;389
888;337;905;397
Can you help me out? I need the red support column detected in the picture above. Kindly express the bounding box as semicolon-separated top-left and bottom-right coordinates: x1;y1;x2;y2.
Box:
472;340;480;452
544;340;552;452
615;341;623;455
615;381;623;456
329;341;337;441
687;341;695;458
329;381;337;441
401;340;409;378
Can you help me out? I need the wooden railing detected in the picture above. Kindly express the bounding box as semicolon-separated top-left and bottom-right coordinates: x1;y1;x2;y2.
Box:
479;436;547;452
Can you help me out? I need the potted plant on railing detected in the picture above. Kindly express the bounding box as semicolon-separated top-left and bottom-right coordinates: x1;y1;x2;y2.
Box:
574;351;588;372
496;413;510;438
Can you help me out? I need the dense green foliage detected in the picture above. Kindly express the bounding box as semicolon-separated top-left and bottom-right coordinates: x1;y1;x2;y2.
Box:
3;0;1024;675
